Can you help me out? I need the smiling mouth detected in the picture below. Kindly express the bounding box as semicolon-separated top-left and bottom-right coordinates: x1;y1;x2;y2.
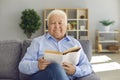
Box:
54;30;60;32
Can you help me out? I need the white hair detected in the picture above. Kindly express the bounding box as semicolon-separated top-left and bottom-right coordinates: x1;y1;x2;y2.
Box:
47;9;67;26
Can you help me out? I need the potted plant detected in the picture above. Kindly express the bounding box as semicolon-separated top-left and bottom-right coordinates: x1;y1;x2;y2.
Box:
70;21;77;30
99;19;115;31
19;9;42;38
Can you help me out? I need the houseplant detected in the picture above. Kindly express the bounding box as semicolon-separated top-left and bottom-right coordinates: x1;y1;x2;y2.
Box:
70;21;77;30
99;19;115;31
19;9;42;38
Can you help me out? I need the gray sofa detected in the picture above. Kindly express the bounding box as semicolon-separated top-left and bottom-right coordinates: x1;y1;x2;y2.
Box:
0;40;98;80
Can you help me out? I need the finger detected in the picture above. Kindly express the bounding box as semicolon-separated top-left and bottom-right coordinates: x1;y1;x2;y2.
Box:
39;58;44;62
39;62;50;70
63;65;69;71
42;62;50;65
41;58;50;63
62;62;71;67
43;59;51;64
40;66;45;70
42;62;50;68
39;58;48;63
39;57;44;60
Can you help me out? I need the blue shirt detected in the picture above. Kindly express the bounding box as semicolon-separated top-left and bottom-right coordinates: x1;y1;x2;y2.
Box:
19;33;92;80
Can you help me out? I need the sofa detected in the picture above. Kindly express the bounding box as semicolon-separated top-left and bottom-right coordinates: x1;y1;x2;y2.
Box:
0;39;99;80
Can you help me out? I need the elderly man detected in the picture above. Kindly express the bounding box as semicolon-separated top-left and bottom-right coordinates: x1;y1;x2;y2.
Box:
19;10;100;80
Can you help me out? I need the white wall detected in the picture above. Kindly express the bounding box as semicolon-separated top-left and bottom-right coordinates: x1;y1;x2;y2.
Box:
0;0;120;49
83;0;120;48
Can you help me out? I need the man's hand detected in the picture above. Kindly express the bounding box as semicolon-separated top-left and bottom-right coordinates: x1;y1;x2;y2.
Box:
62;62;76;75
38;57;51;70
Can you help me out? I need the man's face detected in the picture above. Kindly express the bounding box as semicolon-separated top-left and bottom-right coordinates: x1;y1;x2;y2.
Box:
48;14;67;41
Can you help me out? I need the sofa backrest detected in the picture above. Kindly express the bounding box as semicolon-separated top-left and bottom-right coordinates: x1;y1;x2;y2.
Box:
79;40;92;61
0;40;22;80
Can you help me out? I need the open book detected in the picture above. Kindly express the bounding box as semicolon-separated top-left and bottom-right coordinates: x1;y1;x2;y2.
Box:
44;46;81;65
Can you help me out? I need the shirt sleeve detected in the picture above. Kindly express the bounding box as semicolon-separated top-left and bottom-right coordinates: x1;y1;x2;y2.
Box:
72;48;93;78
19;39;41;75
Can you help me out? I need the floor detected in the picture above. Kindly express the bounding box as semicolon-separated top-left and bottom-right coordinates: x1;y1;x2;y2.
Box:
91;53;120;80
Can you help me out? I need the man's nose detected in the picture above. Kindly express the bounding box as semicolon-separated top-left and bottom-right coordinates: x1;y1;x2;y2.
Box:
55;23;59;28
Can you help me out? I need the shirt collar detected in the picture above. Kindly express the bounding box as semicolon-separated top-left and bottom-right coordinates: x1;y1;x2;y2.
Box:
45;33;71;41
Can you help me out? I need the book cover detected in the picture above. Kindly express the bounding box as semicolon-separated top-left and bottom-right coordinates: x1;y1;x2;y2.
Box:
44;46;81;65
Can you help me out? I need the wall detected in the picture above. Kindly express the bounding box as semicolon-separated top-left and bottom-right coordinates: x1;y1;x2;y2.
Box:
84;0;120;49
0;0;120;49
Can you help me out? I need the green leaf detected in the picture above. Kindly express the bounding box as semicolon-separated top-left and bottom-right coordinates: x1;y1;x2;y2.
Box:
19;9;42;38
99;20;115;26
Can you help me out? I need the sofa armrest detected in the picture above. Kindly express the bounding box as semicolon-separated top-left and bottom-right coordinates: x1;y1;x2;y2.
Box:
79;40;92;62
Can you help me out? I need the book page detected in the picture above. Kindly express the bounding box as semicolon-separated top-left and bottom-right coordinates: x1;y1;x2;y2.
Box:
44;52;63;64
63;46;80;55
45;50;62;54
62;49;81;65
44;46;81;65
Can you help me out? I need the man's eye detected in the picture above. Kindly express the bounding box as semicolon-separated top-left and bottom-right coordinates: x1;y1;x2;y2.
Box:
59;23;62;24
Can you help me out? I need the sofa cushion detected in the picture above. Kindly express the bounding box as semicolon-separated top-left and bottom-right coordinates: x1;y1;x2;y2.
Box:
74;72;100;80
0;40;22;80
